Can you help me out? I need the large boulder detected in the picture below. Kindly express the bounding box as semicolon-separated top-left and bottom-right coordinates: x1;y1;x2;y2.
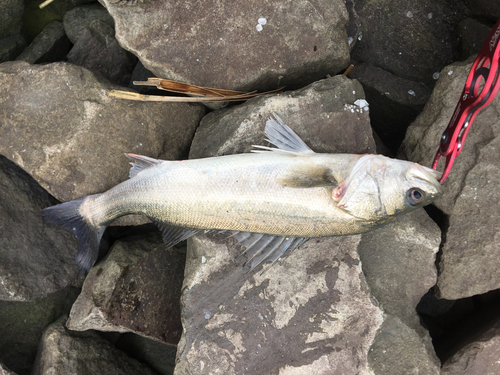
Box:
98;0;351;91
400;59;500;299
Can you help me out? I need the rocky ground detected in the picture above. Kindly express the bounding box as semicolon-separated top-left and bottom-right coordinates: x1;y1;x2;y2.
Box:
1;0;500;374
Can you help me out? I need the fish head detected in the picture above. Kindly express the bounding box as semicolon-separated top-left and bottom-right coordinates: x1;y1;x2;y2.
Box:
333;155;443;221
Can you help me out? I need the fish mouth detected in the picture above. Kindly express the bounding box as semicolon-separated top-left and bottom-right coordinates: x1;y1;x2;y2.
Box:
407;164;444;195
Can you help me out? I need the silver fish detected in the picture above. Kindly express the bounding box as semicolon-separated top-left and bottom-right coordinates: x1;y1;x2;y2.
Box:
41;114;443;272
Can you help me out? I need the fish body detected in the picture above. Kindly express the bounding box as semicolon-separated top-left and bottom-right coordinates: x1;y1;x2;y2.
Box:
42;115;443;272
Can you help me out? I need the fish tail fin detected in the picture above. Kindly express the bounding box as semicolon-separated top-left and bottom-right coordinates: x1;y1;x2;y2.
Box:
40;194;105;271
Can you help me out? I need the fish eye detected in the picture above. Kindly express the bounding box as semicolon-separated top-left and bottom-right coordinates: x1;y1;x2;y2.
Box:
406;188;425;206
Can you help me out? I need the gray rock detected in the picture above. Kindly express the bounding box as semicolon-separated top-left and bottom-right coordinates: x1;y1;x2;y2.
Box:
458;18;495;60
358;209;441;335
67;20;137;85
463;0;500;21
63;3;115;44
15;21;71;64
0;286;79;375
32;315;158;375
351;0;467;86
0;362;17;375
99;0;350;91
189;75;376;159
0;156;83;302
441;316;500;375
368;315;440;375
348;63;432;153
0;34;26;63
67;232;185;345
0;61;205;203
176;233;384;374
400;60;500;299
0;0;24;39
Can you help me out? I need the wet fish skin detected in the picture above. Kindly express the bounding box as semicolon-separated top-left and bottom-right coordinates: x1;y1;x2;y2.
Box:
41;114;443;272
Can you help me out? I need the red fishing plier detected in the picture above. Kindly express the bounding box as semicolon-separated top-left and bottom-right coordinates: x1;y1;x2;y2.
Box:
433;18;500;184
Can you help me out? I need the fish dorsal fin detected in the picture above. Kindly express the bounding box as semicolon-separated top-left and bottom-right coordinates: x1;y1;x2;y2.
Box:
150;219;199;248
252;113;315;156
126;153;163;178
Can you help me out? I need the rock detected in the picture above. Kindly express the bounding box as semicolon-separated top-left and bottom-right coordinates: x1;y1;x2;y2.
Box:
0;362;17;375
368;315;440;375
348;62;432;153
400;60;500;299
32;315;158;375
189;75;376;159
0;287;79;375
176;233;384;374
0;34;26;63
458;18;495;60
351;0;467;86
67;232;185;345
15;20;71;64
462;0;500;21
441;315;500;375
0;156;83;302
0;61;205;203
100;0;350;91
0;0;24;39
116;333;178;375
63;3;115;44
67;20;137;85
358;209;441;336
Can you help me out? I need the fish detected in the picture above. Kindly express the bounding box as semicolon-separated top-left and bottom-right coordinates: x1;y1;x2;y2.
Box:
41;114;443;273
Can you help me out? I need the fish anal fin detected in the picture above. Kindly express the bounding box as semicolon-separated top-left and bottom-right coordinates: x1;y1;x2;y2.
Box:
126;153;164;178
279;163;337;188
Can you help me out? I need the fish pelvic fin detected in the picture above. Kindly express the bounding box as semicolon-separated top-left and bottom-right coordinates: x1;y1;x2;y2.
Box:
40;194;105;272
252;113;315;156
231;232;308;274
126;153;164;178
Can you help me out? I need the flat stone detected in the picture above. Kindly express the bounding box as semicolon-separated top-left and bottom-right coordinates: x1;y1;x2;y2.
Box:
100;0;350;91
67;232;185;345
400;60;500;299
0;61;205;203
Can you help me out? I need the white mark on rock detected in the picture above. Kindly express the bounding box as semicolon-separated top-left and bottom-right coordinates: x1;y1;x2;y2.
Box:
406;11;413;18
203;309;211;319
448;70;454;75
258;17;267;25
256;24;263;32
428;12;433;19
433;72;440;80
408;90;416;96
258;313;264;320
201;256;206;263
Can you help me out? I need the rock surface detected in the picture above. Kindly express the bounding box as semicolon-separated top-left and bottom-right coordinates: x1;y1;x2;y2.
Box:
0;61;205;203
0;287;79;375
441;316;500;375
351;0;466;86
32;315;158;375
100;0;350;91
63;3;115;44
0;156;82;302
176;233;383;375
400;59;500;299
67;232;185;345
15;20;71;64
190;75;376;159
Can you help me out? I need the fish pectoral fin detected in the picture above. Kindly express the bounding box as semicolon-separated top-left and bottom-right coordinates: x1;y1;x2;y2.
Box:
150;219;199;248
231;232;308;274
251;113;316;156
126;153;165;178
279;163;337;188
